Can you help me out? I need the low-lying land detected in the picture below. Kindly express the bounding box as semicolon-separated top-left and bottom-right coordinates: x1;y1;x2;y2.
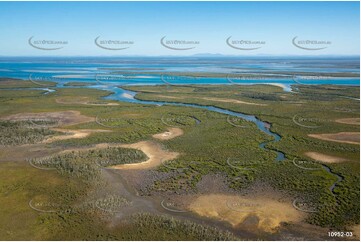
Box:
0;78;359;240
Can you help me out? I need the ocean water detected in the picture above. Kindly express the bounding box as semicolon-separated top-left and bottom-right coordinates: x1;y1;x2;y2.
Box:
0;57;359;90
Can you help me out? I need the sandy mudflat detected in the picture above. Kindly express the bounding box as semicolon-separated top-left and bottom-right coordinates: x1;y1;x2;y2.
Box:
305;152;348;163
188;193;304;233
202;97;267;106
152;127;184;140
308;132;360;145
2;110;94;126
335;118;360;125
44;129;110;143
156;95;183;99
113;128;184;169
112;141;179;170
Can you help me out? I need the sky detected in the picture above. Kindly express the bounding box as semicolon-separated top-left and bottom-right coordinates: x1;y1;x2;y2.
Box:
0;1;359;56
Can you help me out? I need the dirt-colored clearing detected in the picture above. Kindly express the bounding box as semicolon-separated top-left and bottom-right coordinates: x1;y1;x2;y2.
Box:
56;97;119;106
335;118;360;125
156;95;183;99
308;132;360;145
152;128;183;140
305;152;348;163
57;140;178;170
2;110;93;126
188;194;303;233
202;97;267;106
44;129;110;143
113;141;179;170
0;144;62;162
153;95;266;106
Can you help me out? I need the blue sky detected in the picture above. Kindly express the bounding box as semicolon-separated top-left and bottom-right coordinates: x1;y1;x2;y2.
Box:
0;1;359;56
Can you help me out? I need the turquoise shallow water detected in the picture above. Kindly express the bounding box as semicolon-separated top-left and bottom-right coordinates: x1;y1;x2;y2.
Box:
0;57;359;90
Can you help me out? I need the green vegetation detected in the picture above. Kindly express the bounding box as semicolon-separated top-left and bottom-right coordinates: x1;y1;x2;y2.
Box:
0;120;57;146
130;213;237;240
1;161;238;240
123;84;360;229
29;147;148;181
63;82;94;87
0;78;359;239
0;78;56;88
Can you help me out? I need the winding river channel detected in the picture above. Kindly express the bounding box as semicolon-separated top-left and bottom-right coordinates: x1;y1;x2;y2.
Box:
97;85;286;161
95;84;343;196
8;81;343;197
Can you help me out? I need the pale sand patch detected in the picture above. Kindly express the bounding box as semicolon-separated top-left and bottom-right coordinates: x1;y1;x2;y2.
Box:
305;152;348;163
156;95;182;99
152;128;184;140
44;129;111;143
266;83;286;89
2;110;93;126
335;118;360;125
188;194;303;233
112;141;179;170
308;132;360;145
121;93;134;99
202;97;267;106
56;97;119;106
